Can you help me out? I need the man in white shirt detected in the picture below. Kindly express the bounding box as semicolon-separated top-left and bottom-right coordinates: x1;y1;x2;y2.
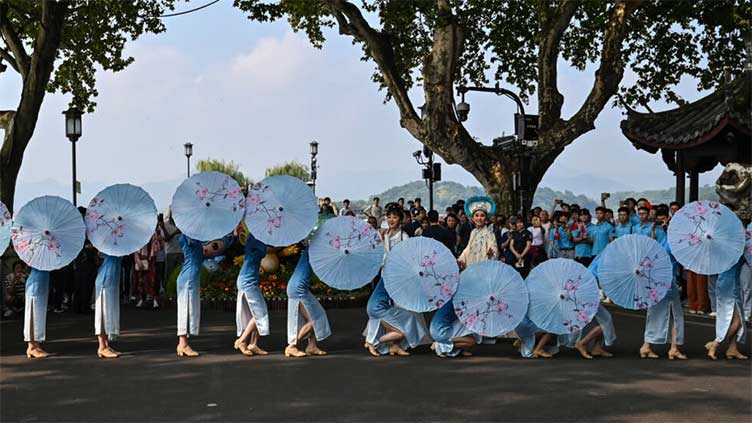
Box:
363;197;383;223
339;199;353;216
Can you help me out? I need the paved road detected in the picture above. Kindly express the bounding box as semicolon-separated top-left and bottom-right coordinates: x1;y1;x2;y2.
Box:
1;305;750;422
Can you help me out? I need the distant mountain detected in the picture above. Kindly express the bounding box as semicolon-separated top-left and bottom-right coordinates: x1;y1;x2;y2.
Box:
14;177;717;215
604;185;718;209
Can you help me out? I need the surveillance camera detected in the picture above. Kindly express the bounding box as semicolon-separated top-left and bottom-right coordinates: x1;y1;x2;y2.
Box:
412;150;422;158
456;101;470;122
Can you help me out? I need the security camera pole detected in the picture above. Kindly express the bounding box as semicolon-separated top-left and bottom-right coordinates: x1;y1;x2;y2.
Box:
412;146;441;211
456;83;538;214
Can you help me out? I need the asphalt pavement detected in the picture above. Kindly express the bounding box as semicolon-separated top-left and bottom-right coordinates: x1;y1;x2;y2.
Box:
1;304;750;422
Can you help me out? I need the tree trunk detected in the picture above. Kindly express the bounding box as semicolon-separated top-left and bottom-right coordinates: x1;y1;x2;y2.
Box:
0;1;67;212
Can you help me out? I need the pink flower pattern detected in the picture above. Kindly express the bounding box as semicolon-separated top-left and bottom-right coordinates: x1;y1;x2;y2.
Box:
11;226;63;259
677;200;723;248
193;176;245;213
246;182;284;235
561;274;599;333
632;252;670;309
323;217;382;254
86;196;128;246
420;249;459;309
455;293;515;336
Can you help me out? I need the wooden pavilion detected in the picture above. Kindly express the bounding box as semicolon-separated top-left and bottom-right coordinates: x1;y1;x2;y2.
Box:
620;70;751;204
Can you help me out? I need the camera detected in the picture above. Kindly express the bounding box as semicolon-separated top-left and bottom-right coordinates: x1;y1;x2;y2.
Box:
456;101;470;122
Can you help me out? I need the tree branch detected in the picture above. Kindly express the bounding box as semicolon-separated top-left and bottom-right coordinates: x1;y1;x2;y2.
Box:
537;0;579;133
0;2;31;78
561;0;642;143
0;46;19;73
322;0;421;137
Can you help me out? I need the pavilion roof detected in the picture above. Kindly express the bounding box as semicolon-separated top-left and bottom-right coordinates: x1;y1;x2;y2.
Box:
620;71;750;152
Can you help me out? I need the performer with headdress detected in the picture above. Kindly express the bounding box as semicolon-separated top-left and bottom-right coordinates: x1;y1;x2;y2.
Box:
363;203;430;356
233;229;270;356
457;196;498;269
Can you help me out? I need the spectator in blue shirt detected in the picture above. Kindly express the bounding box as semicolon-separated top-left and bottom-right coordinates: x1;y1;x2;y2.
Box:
631;206;661;240
550;213;574;260
625;198;640;226
652;207;669;244
612;207;633;240
590;207;613;257
572;209;594;266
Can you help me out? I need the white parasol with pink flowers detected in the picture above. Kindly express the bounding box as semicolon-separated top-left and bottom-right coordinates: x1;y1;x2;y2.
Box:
667;200;745;275
11;196;85;271
171;171;246;241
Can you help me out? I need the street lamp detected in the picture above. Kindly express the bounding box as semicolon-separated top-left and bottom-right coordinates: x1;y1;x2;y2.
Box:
457;82;538;214
63;106;82;206
184;142;193;178
413;146;441;211
309;141;319;194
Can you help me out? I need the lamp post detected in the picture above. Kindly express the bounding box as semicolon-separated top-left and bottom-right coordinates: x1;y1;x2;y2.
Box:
309;141;319;194
412;146;441;211
63;107;82;206
184;142;193;178
456;83;538;214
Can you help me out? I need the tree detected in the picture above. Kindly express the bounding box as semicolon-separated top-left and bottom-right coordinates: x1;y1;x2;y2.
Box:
0;0;175;211
196;158;252;187
265;160;311;181
234;0;747;214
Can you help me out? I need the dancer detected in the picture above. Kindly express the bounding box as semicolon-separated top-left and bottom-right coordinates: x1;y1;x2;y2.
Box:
457;196;498;269
175;234;205;357
640;239;687;360
363;204;430;356
430;299;480;357
284;247;332;357
705;259;748;360
94;255;122;359
233;232;270;356
514;316;558;358
560;255;616;359
24;268;51;358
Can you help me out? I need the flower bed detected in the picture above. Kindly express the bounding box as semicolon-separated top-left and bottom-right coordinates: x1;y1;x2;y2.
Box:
166;241;372;310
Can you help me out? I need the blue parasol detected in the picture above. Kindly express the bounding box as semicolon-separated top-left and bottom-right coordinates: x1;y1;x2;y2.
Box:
309;216;383;290
383;237;459;312
0;200;10;254
525;258;600;335
667;200;744;275
597;234;673;310
11;196;85;271
85;184;157;257
452;260;528;337
244;175;318;247
171;171;245;241
744;222;751;266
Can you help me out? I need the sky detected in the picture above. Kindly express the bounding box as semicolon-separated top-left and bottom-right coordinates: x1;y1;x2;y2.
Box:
1;0;722;209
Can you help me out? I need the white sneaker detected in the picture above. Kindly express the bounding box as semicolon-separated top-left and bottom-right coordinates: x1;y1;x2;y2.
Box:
136;299;145;308
152;299;160;309
709;312;717;317
3;309;13;317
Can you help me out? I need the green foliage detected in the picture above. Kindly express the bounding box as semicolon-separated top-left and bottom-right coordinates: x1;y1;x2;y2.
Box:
264;161;310;181
196;158;252;187
3;0;177;112
233;0;748;106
